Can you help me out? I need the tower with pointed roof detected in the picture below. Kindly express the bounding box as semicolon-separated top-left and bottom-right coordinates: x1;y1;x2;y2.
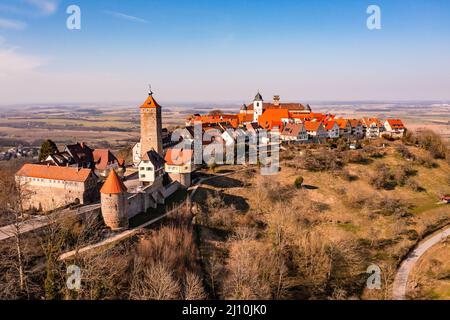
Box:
140;86;163;158
100;170;128;230
253;91;264;123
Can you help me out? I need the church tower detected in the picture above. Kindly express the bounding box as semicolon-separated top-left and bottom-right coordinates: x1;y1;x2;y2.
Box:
140;86;163;157
253;91;264;123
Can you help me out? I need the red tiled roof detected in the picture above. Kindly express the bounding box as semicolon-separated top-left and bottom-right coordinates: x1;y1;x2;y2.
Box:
386;119;405;129
258;108;290;130
93;149;118;170
165;148;193;165
140;94;162;109
348;119;362;128
281;123;304;137
324;120;337;130
16;164;93;182
335;119;350;129
100;169;127;194
361;117;383;128
303;121;321;131
247;102;306;111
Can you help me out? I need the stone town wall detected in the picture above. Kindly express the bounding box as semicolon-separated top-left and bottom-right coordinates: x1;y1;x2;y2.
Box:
22;185;87;212
124;180;181;219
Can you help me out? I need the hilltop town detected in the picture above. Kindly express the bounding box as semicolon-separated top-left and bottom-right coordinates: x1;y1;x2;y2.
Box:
1;89;449;301
12;90;408;226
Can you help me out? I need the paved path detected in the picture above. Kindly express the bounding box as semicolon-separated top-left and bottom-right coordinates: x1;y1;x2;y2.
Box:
0;203;100;242
392;225;450;300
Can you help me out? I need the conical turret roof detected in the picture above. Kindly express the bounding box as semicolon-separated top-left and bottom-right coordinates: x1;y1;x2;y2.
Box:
100;170;127;194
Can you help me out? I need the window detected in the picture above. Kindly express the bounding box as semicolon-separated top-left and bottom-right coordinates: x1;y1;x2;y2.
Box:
146;167;152;171
140;174;146;178
140;167;145;171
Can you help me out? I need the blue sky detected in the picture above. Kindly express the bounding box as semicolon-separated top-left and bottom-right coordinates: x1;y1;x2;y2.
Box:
1;0;450;104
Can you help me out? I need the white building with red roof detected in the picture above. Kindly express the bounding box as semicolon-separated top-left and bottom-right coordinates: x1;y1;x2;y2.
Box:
384;119;406;137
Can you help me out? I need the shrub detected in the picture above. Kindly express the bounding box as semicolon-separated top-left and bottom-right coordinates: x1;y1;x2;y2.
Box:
369;164;396;190
415;155;438;168
382;134;396;141
294;176;304;189
346;151;371;164
301;149;344;172
406;179;424;192
404;129;448;159
339;169;358;182
392;165;415;187
370;195;407;216
396;145;415;160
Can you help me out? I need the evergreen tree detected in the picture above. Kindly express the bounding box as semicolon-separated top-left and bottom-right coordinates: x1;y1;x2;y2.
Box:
39;140;58;161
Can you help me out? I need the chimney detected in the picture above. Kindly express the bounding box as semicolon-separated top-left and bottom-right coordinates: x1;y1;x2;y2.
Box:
273;95;280;106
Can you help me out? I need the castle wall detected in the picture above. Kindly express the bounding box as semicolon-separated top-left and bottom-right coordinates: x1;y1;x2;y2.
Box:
122;177;179;220
19;183;96;212
168;172;191;187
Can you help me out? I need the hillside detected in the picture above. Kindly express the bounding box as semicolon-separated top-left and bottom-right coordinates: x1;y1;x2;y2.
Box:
192;138;450;299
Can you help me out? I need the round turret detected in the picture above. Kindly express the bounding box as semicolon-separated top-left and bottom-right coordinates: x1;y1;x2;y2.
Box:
100;170;128;230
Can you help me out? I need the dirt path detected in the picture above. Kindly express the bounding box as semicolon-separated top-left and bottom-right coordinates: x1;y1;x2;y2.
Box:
392;225;450;300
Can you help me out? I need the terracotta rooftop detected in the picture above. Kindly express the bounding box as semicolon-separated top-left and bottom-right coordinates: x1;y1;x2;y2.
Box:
165;148;193;165
281;123;304;137
361;117;383;128
140;94;162;109
93;149;118;171
100;169;127;194
348;119;362;128
335;119;350;129
386;119;405;129
247;102;306;111
303;121;321;131
16;164;93;182
324;120;337;130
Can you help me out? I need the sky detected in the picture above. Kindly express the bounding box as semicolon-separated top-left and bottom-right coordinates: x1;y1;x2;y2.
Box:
0;0;450;105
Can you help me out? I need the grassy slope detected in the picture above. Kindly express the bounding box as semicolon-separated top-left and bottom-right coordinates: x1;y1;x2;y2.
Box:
197;143;450;299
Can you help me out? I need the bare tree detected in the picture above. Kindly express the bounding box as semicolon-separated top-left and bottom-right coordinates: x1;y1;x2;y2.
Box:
0;170;33;298
183;272;206;300
129;259;180;300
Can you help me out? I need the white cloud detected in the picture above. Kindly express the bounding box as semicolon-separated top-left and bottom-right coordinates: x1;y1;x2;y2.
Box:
23;0;59;16
0;17;27;30
0;48;46;75
103;10;148;24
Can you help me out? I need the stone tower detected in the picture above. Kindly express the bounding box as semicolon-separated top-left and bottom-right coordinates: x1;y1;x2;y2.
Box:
100;170;128;230
253;91;264;123
140;87;163;157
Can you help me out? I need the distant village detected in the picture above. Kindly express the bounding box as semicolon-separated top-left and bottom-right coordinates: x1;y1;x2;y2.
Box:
0;145;39;162
186;92;406;143
14;90;406;231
